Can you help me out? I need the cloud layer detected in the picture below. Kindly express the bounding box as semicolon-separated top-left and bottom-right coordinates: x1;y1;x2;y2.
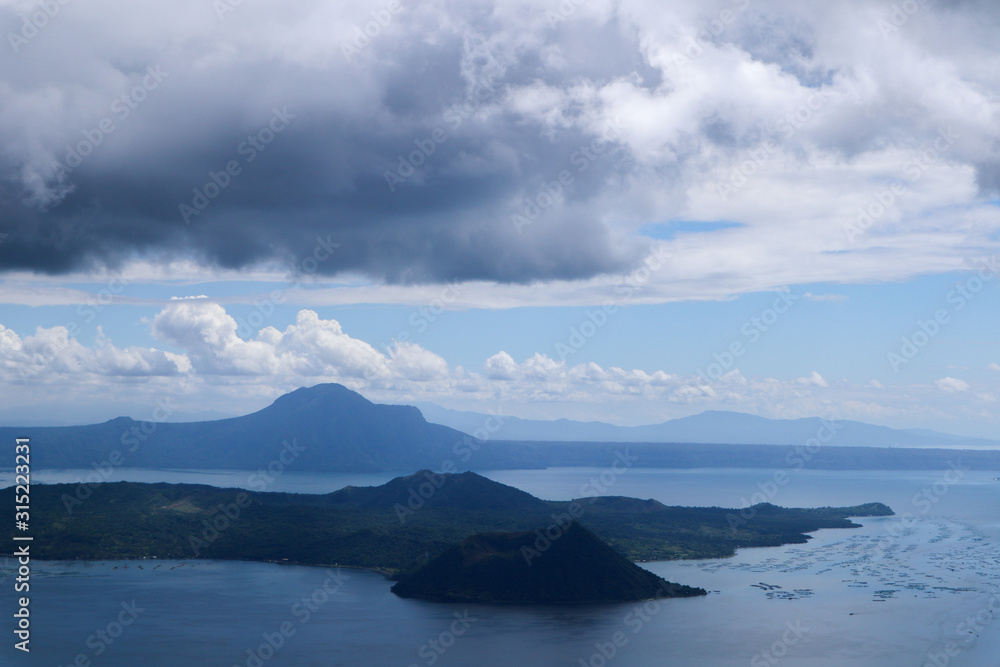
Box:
1;0;999;293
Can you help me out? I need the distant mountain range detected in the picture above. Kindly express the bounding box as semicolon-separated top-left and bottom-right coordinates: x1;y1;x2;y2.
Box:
0;384;473;472
415;404;1000;450
4;383;999;473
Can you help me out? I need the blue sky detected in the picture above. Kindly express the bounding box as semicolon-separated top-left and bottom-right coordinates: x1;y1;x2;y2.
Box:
2;0;1000;439
2;269;999;436
4;272;998;386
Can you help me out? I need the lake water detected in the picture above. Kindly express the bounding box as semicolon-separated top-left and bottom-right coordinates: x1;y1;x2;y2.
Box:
1;466;998;665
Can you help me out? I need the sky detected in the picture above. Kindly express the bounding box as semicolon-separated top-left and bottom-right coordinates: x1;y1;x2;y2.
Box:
2;0;1000;437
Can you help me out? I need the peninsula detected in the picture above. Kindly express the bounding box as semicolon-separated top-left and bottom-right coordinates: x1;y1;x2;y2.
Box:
4;470;893;604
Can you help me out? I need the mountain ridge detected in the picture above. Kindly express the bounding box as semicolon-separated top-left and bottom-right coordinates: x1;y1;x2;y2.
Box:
414;403;1000;450
0;383;474;472
3;383;999;473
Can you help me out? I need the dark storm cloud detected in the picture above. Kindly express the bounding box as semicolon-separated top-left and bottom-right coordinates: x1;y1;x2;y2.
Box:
3;0;1000;287
0;2;648;283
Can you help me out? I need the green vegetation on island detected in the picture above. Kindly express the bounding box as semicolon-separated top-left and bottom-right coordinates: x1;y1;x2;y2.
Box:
3;471;893;584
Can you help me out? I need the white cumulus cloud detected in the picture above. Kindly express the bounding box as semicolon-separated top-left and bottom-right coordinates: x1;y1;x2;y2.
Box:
935;376;970;393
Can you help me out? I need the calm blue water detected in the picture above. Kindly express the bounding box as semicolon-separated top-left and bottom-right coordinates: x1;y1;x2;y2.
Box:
0;467;998;665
